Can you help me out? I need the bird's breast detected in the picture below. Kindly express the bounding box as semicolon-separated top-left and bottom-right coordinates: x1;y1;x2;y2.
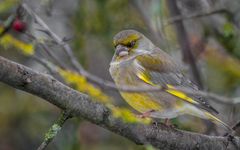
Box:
109;61;162;113
110;61;140;86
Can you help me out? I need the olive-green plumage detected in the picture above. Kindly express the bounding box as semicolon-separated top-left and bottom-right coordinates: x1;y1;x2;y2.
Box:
109;29;231;131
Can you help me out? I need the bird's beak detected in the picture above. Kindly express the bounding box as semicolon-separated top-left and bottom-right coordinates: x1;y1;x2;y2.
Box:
115;45;129;57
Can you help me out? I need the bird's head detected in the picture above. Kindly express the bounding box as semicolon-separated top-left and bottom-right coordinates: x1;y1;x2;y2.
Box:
111;30;155;63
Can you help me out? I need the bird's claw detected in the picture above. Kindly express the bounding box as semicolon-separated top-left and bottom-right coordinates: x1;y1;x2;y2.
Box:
136;110;155;118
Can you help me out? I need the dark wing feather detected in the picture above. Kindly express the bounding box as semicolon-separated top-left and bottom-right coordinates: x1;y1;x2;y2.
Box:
149;71;219;114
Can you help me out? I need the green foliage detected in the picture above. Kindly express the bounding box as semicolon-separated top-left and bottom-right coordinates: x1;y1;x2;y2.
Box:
215;22;240;59
223;22;234;38
145;145;156;150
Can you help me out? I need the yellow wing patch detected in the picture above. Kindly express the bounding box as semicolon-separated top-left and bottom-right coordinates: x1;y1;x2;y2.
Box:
165;84;199;105
124;69;161;113
121;92;162;113
136;71;153;85
136;70;199;106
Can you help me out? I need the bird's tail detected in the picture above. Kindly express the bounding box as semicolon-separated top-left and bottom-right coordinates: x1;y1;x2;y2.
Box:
204;111;232;132
186;105;232;132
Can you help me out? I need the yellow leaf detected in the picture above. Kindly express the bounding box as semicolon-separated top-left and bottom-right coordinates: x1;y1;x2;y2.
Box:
0;27;34;56
111;106;152;124
58;69;111;104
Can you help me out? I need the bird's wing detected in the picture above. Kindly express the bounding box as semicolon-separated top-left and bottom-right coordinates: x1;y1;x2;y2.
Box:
134;48;218;114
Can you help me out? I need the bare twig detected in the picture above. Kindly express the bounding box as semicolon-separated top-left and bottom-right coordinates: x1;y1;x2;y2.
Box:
37;111;72;150
21;3;113;89
21;3;84;72
130;0;166;48
165;8;227;26
31;56;65;83
39;43;68;69
232;121;240;131
22;31;67;70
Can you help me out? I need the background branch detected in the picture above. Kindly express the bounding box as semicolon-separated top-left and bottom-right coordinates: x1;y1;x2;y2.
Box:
21;3;84;72
165;7;226;26
166;0;203;89
37;111;71;150
130;0;166;48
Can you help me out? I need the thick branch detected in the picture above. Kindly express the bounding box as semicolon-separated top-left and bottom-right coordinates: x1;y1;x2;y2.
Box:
0;56;239;150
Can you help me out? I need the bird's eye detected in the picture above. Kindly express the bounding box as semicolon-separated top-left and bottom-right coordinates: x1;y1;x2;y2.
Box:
127;41;135;48
130;41;135;47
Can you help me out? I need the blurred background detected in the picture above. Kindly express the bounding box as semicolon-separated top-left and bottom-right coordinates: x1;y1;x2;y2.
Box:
0;0;240;149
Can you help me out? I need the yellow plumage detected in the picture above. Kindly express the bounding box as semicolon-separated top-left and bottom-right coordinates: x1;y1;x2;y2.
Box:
121;93;162;113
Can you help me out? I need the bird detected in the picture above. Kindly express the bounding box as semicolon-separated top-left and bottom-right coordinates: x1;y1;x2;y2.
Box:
109;29;231;131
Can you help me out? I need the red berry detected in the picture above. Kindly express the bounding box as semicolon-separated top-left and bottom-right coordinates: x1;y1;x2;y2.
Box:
12;19;26;32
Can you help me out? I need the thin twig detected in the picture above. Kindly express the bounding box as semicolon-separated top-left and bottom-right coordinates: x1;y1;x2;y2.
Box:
164;8;227;26
130;0;166;48
232;121;240;131
37;111;72;150
39;43;68;69
25;31;67;69
21;3;84;72
21;3;107;87
31;56;65;83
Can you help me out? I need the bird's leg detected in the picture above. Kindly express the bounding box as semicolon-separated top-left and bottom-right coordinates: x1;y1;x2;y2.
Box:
164;118;170;126
164;118;177;128
137;110;155;118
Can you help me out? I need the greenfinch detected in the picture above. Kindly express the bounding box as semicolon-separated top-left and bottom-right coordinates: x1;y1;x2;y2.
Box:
109;29;231;131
